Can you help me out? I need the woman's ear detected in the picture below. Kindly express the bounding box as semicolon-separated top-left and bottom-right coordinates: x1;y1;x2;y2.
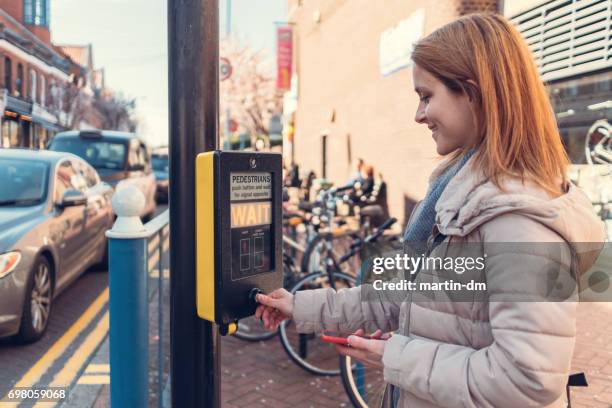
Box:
463;79;479;104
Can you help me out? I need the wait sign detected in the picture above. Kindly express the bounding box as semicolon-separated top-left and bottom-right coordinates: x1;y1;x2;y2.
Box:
231;202;271;228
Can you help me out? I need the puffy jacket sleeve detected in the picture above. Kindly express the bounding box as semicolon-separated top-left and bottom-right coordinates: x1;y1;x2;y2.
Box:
293;285;401;334
382;217;582;407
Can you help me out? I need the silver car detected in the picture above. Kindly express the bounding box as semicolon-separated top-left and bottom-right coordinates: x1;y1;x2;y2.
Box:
48;130;157;220
0;149;114;342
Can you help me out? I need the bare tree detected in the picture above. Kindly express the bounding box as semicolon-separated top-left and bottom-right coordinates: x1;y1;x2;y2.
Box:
220;38;283;141
92;92;137;132
47;80;90;130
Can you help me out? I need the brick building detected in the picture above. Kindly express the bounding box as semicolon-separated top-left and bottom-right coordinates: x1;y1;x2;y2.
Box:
285;0;500;226
0;0;103;149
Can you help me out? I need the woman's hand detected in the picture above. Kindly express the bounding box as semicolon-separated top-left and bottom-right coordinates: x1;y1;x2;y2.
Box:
335;329;391;369
255;288;294;330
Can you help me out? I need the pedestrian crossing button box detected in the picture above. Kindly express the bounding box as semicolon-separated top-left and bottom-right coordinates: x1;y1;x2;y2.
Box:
196;151;282;334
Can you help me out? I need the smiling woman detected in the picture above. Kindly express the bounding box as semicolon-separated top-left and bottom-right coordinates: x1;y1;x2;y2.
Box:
0;159;48;205
255;13;607;408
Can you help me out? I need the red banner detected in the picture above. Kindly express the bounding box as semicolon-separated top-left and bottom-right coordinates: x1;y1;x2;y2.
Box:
276;26;293;90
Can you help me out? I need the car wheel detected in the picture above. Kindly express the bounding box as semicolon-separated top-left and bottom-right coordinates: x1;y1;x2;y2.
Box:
17;257;53;343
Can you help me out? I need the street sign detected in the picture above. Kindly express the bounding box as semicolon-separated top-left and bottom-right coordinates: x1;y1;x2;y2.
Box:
229;118;238;132
220;57;232;81
195;151;282;335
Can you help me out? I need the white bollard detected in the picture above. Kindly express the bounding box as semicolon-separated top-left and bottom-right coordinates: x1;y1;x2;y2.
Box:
107;186;148;239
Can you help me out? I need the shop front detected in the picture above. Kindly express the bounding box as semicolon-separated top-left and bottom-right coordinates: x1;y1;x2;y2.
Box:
1;94;33;148
549;70;612;164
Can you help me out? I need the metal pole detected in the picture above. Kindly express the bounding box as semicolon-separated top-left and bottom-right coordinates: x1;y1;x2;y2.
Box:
168;1;220;407
225;0;231;149
226;0;231;37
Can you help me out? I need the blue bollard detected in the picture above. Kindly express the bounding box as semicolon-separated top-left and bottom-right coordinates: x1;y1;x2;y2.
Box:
108;237;148;408
106;187;150;408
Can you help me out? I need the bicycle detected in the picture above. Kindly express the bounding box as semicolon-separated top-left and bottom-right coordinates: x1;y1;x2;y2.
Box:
585;119;612;165
235;184;387;344
340;354;387;408
278;217;398;376
584;119;612;241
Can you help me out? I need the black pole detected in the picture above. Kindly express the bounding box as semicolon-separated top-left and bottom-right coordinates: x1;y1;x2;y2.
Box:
168;1;220;407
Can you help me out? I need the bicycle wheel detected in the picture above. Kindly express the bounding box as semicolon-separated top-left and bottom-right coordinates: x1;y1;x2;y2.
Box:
340;355;387;408
585;120;612;165
279;271;356;376
234;316;277;342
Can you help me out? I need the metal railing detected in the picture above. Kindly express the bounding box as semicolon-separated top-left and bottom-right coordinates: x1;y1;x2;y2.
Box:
106;187;171;408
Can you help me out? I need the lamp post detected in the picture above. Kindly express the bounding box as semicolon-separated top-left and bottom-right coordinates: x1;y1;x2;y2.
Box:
168;0;220;406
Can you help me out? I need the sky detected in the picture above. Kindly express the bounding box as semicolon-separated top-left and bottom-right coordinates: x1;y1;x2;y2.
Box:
51;0;288;147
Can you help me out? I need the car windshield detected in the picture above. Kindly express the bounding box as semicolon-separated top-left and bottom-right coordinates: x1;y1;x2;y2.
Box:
49;138;127;170
152;155;168;172
0;158;49;206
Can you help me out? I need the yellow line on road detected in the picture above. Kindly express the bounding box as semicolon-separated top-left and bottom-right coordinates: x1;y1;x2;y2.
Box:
32;311;109;408
48;311;109;387
1;287;109;408
148;251;160;271
84;364;109;374
76;375;110;385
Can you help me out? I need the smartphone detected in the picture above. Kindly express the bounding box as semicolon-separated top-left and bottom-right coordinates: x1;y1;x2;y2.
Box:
320;332;372;346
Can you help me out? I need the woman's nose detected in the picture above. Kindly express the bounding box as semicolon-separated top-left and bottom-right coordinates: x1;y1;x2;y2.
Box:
414;106;427;124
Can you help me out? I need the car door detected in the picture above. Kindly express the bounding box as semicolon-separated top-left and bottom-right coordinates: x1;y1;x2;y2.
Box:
52;159;88;288
71;158;110;264
138;142;157;215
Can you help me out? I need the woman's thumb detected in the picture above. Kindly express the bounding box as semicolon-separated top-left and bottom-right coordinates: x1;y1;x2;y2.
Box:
256;293;278;307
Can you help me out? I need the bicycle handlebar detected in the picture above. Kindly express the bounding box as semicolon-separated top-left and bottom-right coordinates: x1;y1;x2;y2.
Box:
339;217;397;263
331;183;356;194
365;217;397;243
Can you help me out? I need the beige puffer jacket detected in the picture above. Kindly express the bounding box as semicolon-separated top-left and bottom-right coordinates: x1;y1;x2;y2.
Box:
293;156;607;408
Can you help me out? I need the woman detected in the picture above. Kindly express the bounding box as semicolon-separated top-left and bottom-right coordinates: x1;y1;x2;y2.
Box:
256;13;606;407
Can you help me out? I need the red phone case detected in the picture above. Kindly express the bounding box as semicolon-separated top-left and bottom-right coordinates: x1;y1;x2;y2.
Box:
321;333;374;346
320;334;350;346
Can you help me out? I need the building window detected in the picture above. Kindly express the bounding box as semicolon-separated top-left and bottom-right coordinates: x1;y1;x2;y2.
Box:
40;75;46;106
4;58;11;93
16;64;23;96
23;0;49;27
30;70;37;102
2;120;19;148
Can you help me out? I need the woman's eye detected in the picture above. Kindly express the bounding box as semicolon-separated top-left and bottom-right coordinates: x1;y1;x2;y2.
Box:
420;95;430;103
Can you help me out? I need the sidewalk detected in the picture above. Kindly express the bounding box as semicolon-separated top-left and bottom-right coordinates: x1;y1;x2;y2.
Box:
66;302;612;408
67;332;350;408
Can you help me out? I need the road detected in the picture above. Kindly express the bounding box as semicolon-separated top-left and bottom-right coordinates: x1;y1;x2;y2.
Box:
0;205;168;408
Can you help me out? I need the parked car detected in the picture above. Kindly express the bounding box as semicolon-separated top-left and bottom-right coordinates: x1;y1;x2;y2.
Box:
152;147;169;204
0;149;114;342
48;130;157;220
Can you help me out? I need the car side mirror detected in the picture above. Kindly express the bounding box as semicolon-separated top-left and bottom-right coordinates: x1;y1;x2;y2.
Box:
129;163;146;172
58;189;87;208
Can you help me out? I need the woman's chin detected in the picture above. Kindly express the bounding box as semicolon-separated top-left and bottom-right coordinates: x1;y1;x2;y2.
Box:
435;144;452;156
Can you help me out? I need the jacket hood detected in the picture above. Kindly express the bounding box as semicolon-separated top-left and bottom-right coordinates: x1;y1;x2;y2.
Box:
434;155;607;274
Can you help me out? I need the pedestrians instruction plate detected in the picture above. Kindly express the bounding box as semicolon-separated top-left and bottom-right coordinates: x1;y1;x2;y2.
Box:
195;151;282;329
230;172;273;278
